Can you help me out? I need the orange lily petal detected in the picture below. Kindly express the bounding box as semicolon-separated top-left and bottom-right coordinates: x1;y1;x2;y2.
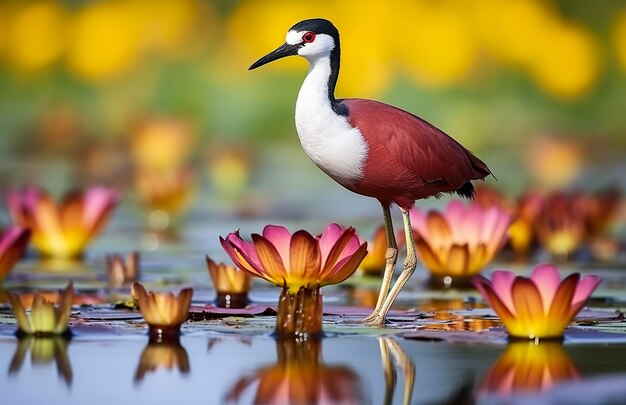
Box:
511;277;545;337
289;230;321;289
323;242;367;286
252;234;287;286
415;239;443;274
447;244;469;276
567;275;601;320
425;211;452;248
547;273;578;325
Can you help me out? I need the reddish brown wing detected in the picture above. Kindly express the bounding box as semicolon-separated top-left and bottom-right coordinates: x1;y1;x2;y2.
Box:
343;98;490;188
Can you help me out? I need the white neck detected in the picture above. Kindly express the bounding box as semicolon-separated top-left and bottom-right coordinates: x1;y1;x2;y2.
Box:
297;56;333;112
294;56;368;187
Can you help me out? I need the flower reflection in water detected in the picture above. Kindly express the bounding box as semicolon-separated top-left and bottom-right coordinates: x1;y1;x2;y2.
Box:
225;339;364;404
379;337;415;405
8;336;72;386
416;299;498;332
134;336;190;383
481;342;579;395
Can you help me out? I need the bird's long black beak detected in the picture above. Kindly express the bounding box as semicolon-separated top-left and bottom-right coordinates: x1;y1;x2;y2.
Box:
249;43;300;70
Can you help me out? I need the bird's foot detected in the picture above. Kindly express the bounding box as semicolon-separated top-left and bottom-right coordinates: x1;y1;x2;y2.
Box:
361;311;379;323
362;315;388;328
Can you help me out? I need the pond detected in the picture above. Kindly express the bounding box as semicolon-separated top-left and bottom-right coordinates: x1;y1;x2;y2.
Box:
1;156;626;404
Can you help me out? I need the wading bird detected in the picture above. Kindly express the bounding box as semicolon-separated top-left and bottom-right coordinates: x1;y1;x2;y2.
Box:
249;18;491;325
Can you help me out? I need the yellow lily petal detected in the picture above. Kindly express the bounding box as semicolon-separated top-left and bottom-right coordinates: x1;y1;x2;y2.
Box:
8;293;33;334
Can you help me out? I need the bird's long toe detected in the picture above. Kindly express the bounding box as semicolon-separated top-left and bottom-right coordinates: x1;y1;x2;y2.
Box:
363;316;388;328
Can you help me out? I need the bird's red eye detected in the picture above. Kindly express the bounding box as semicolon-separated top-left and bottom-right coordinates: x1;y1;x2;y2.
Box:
302;32;316;43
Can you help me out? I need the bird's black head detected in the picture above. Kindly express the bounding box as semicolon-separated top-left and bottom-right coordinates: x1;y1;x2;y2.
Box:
249;18;340;70
289;18;339;43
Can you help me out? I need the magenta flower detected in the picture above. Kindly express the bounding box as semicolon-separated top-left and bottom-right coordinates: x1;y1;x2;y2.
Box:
410;200;512;278
473;264;601;339
220;223;367;294
0;227;31;281
7;186;119;258
221;223;367;338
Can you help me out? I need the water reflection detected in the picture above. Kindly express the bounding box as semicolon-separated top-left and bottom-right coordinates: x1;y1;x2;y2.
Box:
207;337;252;353
134;337;190;383
379;337;415;405
8;336;72;386
346;287;380;308
417;299;497;332
481;342;579;395
225;339;365;404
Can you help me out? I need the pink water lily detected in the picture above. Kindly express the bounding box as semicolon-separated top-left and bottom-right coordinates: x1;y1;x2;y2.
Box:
221;224;367;294
473;264;601;339
0;227;31;281
7;186;119;258
410;200;512;278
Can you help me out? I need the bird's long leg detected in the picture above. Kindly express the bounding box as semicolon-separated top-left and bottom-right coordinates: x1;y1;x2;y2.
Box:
371;208;417;326
362;203;398;323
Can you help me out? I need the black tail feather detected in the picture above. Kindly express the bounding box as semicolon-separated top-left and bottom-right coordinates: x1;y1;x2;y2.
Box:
456;182;475;199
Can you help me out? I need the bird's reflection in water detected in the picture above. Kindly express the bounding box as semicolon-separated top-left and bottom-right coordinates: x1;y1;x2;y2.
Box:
134;336;190;383
379;337;415;405
481;341;579;395
8;336;72;386
207;336;252;353
225;339;365;404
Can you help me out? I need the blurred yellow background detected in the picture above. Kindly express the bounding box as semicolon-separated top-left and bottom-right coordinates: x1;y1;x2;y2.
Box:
0;0;625;200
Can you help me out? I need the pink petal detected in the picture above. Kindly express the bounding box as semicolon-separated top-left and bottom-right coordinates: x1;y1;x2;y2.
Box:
444;200;466;225
318;223;344;264
490;210;513;250
0;227;30;256
472;274;493;303
336;232;362;262
320;227;353;271
479;206;500;241
472;275;516;325
530;264;562;313
490;270;517;314
222;233;264;275
480;206;511;244
324;242;367;285
457;205;482;246
0;227;31;280
568;275;602;318
83;187;119;229
24;186;45;213
262;225;292;268
409;208;428;236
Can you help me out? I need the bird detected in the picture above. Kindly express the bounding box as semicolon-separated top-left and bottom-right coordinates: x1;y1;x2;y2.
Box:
249;18;492;326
